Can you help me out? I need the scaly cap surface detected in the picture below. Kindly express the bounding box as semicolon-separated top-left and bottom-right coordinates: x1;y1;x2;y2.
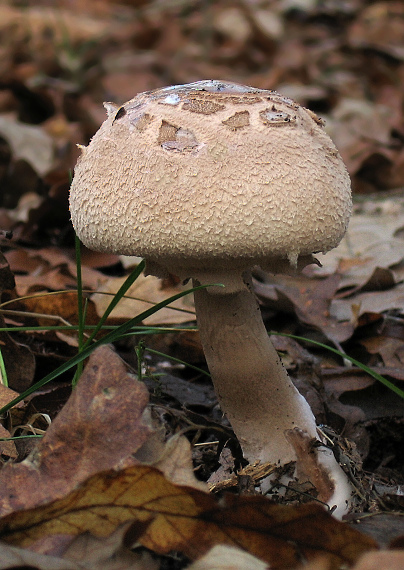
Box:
70;80;352;285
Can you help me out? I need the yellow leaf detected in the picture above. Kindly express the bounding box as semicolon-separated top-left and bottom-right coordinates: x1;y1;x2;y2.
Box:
0;465;377;569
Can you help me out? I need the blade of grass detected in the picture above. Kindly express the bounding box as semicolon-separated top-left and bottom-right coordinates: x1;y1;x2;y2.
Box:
73;234;85;385
135;340;145;381
0;348;8;388
71;255;145;385
0;435;42;441
270;331;404;399
146;347;211;378
0;325;198;333
0;282;223;416
83;259;146;348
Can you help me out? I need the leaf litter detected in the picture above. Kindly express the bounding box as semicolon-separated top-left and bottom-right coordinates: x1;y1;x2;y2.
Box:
0;464;377;569
0;0;404;567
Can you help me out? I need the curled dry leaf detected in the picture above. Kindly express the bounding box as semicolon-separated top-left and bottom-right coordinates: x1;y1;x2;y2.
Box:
143;433;208;492
0;345;152;517
0;465;377;570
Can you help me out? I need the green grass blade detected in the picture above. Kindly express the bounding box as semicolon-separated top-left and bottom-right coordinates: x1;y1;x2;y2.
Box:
144;347;211;378
270;331;404;400
83;260;146;348
73;234;84;385
0;283;222;416
0;348;8;388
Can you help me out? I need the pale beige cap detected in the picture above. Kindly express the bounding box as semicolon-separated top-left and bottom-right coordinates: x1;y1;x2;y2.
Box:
69;80;351;288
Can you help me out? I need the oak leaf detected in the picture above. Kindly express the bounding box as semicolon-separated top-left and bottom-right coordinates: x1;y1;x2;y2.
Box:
0;345;152;517
0;465;377;570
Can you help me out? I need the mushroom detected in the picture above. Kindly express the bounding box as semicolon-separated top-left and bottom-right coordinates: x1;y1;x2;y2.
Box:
69;80;353;517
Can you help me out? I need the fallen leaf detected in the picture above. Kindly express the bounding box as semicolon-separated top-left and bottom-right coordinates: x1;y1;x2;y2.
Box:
91;273;195;325
255;273;353;344
327;98;395;177
21;290;100;346
349;513;404;548
306;199;404;284
348;3;404;61
352;549;404;570
0;424;17;460
143;372;216;410
331;283;404;323
0;542;81;569
0;345;152;517
0;4;114;49
0;250;15;291
63;522;159;570
0;465;377;569
0;384;21;411
187;544;268;569
360;336;404;369
0;116;54;177
0;314;35;392
149;434;208;491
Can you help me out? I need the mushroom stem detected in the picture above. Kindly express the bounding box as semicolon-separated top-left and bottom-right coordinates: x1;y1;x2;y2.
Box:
193;274;317;464
193;273;352;517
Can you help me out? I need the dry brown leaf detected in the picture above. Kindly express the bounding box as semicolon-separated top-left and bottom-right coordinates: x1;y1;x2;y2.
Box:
21;290;101;346
0;424;17;460
22;291;95;326
5;247;110;296
0;116;54;177
306;199;404;283
348;2;404;61
12;267;78;297
292;558;332;570
129;419;208;492
91;273;195;325
0;384;21;411
254;273;353;344
360;336;404;369
0;465;377;569
150;434;208;491
328;98;395;177
0;345;152;517
0;5;113;48
331;283;404;323
0;250;34;391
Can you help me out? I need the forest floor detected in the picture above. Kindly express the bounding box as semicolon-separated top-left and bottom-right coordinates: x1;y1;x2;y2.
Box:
0;1;403;568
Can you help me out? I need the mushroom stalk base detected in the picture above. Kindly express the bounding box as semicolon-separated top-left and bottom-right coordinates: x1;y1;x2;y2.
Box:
193;276;352;517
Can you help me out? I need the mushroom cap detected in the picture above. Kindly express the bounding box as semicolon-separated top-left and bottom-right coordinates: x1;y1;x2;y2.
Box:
70;80;351;285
